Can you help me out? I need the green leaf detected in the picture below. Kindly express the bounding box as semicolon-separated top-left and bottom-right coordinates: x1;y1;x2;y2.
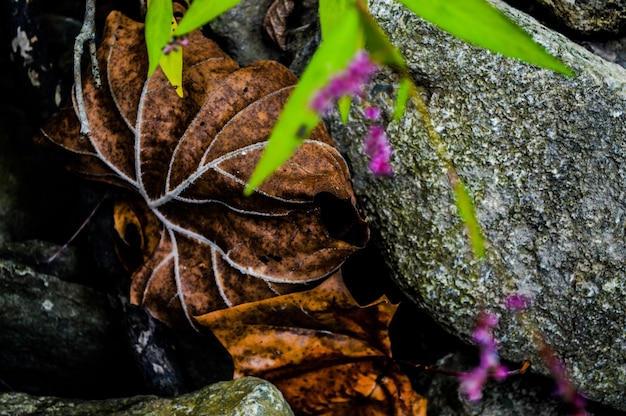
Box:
145;0;173;77
393;77;412;120
357;2;406;70
396;0;573;76
451;173;485;259
245;8;362;195
319;0;352;38
174;0;242;36
159;17;184;98
338;95;351;123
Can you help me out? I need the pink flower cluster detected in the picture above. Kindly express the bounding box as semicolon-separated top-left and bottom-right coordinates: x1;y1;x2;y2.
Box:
310;50;393;176
310;51;379;114
162;35;189;55
459;312;508;402
504;293;587;415
363;109;393;176
545;353;588;416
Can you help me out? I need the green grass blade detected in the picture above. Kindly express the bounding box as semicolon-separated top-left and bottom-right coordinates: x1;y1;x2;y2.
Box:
174;0;242;36
393;77;412;120
244;9;362;195
397;0;573;76
338;95;352;123
145;0;173;77
319;0;351;38
158;28;184;97
451;172;485;259
357;2;406;69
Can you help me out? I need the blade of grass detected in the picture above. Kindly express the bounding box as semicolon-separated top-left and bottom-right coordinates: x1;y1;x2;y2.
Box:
174;0;242;36
244;8;362;195
397;0;573;76
145;0;173;77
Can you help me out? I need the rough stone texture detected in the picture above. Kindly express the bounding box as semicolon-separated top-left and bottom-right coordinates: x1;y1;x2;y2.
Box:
0;241;139;398
0;377;294;416
0;104;37;245
530;0;626;35
327;0;626;410
425;352;576;416
582;37;626;68
207;0;320;77
208;0;282;66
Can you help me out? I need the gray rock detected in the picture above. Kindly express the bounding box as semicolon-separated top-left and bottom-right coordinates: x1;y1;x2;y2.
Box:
327;0;626;410
0;242;135;397
531;0;626;35
0;377;294;416
425;352;573;416
208;0;282;66
0;106;34;246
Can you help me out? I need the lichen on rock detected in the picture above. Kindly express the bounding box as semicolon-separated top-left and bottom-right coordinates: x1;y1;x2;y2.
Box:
327;0;626;409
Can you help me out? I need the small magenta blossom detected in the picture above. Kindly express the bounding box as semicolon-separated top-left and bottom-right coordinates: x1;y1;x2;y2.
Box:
459;312;508;402
504;292;588;415
504;293;530;312
364;125;393;176
364;106;381;120
310;51;394;176
539;341;589;416
162;35;189;55
310;51;379;114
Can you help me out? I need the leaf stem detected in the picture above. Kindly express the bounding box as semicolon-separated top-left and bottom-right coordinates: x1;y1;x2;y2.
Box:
41;193;109;265
73;0;100;136
397;359;531;378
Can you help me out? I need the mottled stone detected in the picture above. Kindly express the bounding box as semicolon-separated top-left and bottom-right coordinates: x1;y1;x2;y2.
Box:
0;377;294;416
531;0;626;35
426;353;571;416
208;0;282;66
327;0;626;410
0;242;136;397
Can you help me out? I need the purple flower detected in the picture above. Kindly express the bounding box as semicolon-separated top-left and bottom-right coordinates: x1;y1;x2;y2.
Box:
310;50;379;114
459;312;508;402
539;343;589;415
364;106;381;121
310;50;393;176
504;293;530;312
460;367;488;401
363;125;393;176
162;36;189;55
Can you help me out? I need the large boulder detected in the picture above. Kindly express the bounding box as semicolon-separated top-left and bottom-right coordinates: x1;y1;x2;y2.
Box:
328;0;626;410
530;0;626;35
0;241;137;398
0;377;294;416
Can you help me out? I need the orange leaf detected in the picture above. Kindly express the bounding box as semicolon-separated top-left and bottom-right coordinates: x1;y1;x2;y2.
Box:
195;272;427;415
35;11;368;327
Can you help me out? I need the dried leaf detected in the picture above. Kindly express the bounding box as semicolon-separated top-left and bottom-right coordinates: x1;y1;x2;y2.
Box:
196;272;427;415
36;11;368;327
263;0;295;50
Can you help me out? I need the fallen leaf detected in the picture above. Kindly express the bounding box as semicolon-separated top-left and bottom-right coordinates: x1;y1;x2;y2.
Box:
263;0;295;50
195;272;427;415
36;10;368;327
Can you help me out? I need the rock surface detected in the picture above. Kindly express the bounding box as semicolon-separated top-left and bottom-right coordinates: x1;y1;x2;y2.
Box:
529;0;626;35
426;352;576;416
327;0;626;410
208;0;282;66
0;241;138;398
0;377;294;416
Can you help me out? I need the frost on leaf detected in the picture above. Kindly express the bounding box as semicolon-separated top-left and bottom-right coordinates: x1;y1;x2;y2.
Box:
36;11;368;327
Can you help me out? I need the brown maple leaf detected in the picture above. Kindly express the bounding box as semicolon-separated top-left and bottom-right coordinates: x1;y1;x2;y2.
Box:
195;272;427;415
36;10;368;327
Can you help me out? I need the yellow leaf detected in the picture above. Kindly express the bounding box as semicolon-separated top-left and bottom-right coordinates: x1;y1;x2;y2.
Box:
160;16;184;97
